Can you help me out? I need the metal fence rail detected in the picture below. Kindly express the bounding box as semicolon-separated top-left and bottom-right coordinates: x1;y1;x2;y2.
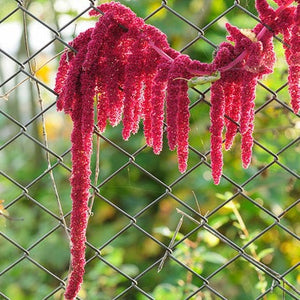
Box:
0;0;299;299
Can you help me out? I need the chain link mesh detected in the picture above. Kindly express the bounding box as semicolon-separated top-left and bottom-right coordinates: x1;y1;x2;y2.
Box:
0;0;299;299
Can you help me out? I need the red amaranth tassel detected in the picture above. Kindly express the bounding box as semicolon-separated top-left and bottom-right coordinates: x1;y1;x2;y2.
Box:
166;59;183;151
141;25;178;147
54;52;70;109
165;55;194;172
151;59;171;154
56;29;93;113
224;81;242;150
210;80;225;185
122;29;146;140
241;106;255;169
53;2;300;299
256;0;299;113
288;4;300;113
239;74;257;168
176;62;192;173
65;110;91;300
255;0;277;29
240;73;258;135
101;23;126;128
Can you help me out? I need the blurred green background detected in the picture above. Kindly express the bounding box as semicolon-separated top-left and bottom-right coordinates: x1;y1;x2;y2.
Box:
0;0;299;299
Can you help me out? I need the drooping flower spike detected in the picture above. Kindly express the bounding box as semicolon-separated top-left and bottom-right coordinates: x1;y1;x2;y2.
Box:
55;2;214;298
256;0;300;113
287;4;300;114
54;0;300;298
209;20;276;184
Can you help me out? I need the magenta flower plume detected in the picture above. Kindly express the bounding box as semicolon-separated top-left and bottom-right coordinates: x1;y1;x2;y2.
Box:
55;29;93;113
165;55;208;173
54;51;71;104
240;74;257;168
209;43;236;183
64;103;91;300
256;0;300;113
210;80;225;184
224;80;242;150
166;57;187;152
100;23;126;128
176;62;193;173
287;4;300;113
55;3;210;298
255;0;276;29
240;73;258;136
150;59;171;154
54;1;300;298
141;25;180;147
122;28;146;140
241;104;255;169
210;20;276;181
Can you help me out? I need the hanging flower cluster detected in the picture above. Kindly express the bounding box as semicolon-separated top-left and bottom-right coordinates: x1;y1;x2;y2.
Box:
54;1;299;298
209;0;300;184
55;2;214;298
209;22;276;184
256;0;300;113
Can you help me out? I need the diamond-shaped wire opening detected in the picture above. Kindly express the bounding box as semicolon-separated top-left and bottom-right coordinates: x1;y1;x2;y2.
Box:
242;163;299;212
26;163;72;215
85;202;133;249
207;194;275;248
253;106;299;155
0;9;23;55
277;199;300;237
0;257;64;299
243;225;299;276
85;226;164;299
1;194;62;249
277;140;300;176
0;233;25;273
0;53;23;94
28;225;70;277
96;164;167;217
0;134;54;185
205;256;279;299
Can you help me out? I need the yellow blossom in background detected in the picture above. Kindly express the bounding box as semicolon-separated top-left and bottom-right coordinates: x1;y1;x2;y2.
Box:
38;113;67;141
35;64;51;84
31;55;53;84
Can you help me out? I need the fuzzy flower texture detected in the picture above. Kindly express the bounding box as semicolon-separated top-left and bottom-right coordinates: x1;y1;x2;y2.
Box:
54;1;300;299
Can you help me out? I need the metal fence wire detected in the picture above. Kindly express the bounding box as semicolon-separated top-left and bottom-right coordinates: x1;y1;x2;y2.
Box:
0;0;299;299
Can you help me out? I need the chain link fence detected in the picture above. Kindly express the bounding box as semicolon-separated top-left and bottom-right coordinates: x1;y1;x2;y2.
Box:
0;0;299;299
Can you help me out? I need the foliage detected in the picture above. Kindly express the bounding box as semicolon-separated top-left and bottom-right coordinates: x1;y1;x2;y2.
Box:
0;0;299;299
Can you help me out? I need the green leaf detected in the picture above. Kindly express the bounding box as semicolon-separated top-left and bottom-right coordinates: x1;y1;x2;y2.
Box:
188;72;220;87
